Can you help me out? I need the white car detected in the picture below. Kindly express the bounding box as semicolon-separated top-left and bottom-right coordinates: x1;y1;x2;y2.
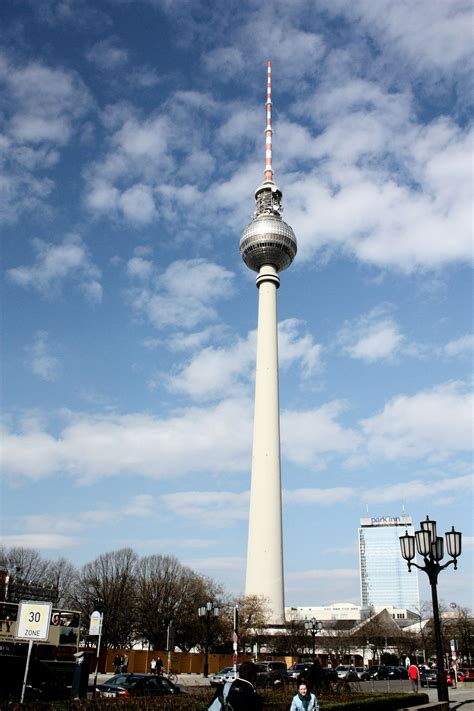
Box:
209;665;240;688
335;665;359;681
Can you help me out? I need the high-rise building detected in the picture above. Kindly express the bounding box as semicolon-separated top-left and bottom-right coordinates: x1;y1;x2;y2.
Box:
239;61;297;625
359;515;420;611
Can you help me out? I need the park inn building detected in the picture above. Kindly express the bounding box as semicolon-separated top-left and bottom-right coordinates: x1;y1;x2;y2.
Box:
359;515;420;611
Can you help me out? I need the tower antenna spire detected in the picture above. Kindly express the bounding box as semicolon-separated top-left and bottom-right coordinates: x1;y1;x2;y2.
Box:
264;60;273;183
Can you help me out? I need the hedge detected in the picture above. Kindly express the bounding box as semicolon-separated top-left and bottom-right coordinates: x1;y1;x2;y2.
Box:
8;690;430;711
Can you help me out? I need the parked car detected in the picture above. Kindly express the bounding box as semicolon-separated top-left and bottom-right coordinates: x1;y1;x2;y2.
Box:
287;662;313;681
209;666;240;688
355;666;370;681
254;661;287;688
335;665;359;681
420;669;437;687
387;666;407;679
0;655;70;704
459;668;474;682
95;673;182;698
368;665;389;680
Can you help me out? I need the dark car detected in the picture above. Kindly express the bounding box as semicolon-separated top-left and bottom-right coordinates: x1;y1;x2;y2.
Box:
387;665;408;679
255;661;287;688
96;673;182;698
287;662;313;681
0;654;70;703
420;669;437;687
368;665;389;680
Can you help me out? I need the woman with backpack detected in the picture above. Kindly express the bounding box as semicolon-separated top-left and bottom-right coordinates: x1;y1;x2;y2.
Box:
290;680;319;710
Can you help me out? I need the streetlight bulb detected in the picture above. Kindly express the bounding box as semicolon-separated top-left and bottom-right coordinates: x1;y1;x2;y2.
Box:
415;529;432;557
445;526;462;559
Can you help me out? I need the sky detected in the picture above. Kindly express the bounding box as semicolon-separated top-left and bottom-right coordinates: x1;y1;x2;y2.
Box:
1;0;473;613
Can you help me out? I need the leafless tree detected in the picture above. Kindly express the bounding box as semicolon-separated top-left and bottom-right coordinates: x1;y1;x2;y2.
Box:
72;548;138;648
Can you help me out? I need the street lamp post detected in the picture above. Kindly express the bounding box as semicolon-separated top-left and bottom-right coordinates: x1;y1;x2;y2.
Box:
400;516;462;703
304;617;322;659
198;601;219;678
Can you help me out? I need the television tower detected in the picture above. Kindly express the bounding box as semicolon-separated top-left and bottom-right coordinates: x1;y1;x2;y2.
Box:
240;61;297;624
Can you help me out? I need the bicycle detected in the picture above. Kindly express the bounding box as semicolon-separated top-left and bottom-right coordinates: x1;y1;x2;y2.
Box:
162;669;178;684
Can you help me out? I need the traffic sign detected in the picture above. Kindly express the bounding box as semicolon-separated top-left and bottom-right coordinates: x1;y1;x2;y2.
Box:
89;611;102;636
16;601;52;641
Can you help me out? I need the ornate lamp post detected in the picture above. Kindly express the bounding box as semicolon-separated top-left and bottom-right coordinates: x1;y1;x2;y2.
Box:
304;617;322;659
400;516;462;702
198;601;219;678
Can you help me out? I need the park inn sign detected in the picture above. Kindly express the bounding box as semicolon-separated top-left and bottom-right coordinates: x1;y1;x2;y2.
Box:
360;515;412;527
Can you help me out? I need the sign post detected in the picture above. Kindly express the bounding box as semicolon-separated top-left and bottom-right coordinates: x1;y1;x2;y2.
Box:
89;610;103;695
16;601;52;703
232;606;239;679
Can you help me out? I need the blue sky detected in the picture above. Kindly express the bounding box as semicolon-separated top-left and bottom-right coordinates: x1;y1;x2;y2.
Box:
1;0;473;612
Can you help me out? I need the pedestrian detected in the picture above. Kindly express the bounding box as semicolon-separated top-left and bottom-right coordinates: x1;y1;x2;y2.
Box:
113;654;122;674
207;661;262;710
306;659;328;693
408;662;419;693
290;681;319;710
122;653;129;673
156;656;163;675
150;658;157;674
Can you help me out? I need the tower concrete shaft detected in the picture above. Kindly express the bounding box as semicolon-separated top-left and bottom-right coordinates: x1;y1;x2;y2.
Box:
240;62;296;625
245;265;285;623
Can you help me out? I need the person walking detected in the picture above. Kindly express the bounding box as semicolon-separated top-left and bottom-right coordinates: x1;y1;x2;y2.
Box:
290;681;319;711
150;658;156;674
113;654;122;674
207;661;262;710
408;662;419;693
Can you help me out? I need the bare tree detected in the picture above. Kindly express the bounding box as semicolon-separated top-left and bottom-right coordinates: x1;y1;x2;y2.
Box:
232;595;270;655
135;555;224;652
72;548;138;648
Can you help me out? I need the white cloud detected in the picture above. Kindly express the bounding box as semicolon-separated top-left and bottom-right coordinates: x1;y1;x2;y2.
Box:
281;401;361;466
441;335;474;358
320;0;473;77
0;53;91;222
119;183;156;224
1;397;253;482
129;258;235;330
161;491;249;527
127;256;154;280
338;306;404;362
86;37;129;70
361;381;473;461
285;86;472;272
166;319;321;399
26;331;61;381
7;234;102;302
0;534;79;549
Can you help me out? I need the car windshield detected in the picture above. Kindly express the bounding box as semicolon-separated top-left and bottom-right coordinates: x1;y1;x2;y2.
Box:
216;667;233;674
107;675;141;688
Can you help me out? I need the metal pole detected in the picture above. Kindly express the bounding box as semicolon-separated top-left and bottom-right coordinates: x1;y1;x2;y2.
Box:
430;573;449;702
20;640;34;704
203;614;209;677
92;613;103;696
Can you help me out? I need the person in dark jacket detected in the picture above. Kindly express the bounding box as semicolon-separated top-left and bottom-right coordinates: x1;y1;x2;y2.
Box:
208;661;262;710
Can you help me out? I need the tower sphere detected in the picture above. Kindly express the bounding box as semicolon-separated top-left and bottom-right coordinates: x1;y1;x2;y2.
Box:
239;185;297;273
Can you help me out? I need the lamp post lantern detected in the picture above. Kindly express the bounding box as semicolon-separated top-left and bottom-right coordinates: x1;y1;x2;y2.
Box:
304;617;322;659
400;516;462;702
198;601;219;678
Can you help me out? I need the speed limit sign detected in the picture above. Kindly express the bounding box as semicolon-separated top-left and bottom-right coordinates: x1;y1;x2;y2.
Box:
16;601;52;641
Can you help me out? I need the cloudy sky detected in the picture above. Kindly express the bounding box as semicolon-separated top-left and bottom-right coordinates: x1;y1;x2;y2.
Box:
1;0;473;612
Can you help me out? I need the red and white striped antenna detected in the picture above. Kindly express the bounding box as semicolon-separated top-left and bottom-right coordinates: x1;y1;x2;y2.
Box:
264;60;273;183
